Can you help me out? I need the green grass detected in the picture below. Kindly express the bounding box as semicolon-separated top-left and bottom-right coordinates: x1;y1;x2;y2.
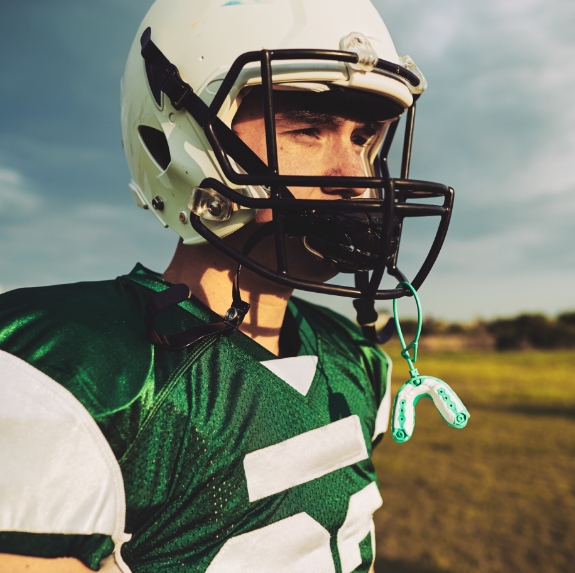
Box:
385;345;575;411
373;347;575;573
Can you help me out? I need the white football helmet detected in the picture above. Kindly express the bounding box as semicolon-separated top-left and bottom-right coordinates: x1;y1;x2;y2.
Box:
121;0;454;330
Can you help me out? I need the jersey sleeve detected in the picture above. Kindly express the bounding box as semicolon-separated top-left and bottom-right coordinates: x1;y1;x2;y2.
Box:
0;350;129;570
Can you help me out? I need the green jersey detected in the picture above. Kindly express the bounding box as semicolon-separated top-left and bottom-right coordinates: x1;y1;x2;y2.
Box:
0;264;392;572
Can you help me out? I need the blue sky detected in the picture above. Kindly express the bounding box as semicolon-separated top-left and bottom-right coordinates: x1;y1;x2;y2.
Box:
0;0;573;321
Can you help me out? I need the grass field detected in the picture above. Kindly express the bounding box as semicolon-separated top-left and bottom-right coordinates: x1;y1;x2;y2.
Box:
372;346;575;573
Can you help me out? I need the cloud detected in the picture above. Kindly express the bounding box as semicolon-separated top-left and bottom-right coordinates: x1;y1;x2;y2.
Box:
377;0;575;182
377;5;575;236
0;1;155;207
361;0;575;320
383;2;464;60
0;166;176;292
0;167;42;213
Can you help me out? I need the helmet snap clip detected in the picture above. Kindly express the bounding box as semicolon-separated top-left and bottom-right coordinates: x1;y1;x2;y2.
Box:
189;187;234;222
339;32;379;72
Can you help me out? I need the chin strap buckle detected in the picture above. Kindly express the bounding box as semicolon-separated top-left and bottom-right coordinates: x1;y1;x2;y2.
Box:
144;282;250;351
223;301;251;332
160;65;193;110
223;262;251;334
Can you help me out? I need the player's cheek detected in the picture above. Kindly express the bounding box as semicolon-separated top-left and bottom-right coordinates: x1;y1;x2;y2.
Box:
254;208;273;223
277;141;322;177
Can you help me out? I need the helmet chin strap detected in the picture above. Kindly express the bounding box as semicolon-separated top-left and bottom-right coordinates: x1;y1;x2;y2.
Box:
353;271;398;345
353;272;379;343
145;224;276;351
144;279;250;350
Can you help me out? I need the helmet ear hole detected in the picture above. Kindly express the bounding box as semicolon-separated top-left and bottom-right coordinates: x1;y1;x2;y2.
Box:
138;126;171;171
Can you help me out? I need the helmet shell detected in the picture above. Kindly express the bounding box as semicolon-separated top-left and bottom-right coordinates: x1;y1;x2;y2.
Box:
121;0;414;244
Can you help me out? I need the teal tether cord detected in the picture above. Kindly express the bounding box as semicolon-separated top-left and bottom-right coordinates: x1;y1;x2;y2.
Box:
393;281;422;379
391;282;470;443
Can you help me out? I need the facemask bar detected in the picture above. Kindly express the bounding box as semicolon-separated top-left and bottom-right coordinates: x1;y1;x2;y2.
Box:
140;28;454;302
200;50;451;300
189;177;453;300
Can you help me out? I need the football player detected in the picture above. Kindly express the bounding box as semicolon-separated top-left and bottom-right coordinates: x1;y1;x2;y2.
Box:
0;0;454;571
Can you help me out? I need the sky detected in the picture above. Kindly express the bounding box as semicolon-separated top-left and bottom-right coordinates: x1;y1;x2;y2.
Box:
0;0;574;321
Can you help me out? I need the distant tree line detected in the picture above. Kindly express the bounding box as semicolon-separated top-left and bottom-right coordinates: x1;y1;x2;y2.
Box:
486;312;575;350
390;311;575;351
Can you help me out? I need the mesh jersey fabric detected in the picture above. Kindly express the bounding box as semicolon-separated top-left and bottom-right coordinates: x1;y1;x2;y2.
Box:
0;264;390;572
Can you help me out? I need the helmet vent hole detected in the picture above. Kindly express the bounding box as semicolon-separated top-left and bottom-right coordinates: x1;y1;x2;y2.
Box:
138;126;171;171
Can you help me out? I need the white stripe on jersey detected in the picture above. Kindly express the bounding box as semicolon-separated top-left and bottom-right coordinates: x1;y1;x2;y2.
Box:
205;512;335;573
243;415;368;502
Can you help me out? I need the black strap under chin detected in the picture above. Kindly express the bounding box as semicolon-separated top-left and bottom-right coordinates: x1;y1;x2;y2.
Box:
144;285;250;350
352;274;395;345
376;317;396;344
145;282;250;351
144;224;278;351
353;272;379;342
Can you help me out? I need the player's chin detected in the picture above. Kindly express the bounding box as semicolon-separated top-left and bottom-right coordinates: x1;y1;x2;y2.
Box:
229;221;339;285
285;237;340;284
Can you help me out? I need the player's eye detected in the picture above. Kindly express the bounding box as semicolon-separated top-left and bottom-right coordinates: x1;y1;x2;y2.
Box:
352;128;378;148
286;127;321;139
352;135;369;147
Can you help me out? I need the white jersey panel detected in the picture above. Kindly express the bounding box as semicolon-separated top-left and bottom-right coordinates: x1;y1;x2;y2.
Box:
372;350;392;440
259;355;318;396
0;350;127;544
243;415;368;502
337;481;383;573
205;512;335;573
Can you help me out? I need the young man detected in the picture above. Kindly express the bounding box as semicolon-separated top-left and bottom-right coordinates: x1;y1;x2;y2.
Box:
0;0;454;571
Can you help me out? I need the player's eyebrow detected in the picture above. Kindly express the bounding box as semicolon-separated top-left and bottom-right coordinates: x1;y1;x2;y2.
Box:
277;110;345;127
277;110;381;132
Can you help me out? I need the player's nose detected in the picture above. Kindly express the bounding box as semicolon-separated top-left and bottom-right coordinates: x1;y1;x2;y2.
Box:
320;141;367;198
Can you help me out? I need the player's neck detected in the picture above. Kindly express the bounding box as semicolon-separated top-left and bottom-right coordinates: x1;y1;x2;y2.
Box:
163;236;292;357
